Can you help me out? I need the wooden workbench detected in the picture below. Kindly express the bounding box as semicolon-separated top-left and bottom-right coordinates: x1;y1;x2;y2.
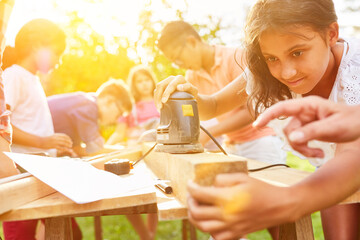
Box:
0;147;157;239
141;143;360;240
1;145;360;240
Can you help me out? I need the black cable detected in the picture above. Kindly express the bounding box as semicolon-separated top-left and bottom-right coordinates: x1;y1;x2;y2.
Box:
200;125;228;156
200;125;290;173
248;163;290;172
132;143;158;166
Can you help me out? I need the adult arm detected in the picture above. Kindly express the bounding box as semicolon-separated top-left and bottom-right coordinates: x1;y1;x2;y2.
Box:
12;125;72;152
187;139;360;239
0;137;18;177
253;96;360;157
0;110;18;177
70;108;104;156
106;122;127;145
200;107;253;145
154;74;248;120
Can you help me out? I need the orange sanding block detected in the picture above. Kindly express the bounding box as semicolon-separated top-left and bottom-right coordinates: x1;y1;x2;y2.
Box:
104;159;133;175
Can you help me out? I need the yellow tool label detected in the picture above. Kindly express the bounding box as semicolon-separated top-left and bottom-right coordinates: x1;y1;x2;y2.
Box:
182;105;194;116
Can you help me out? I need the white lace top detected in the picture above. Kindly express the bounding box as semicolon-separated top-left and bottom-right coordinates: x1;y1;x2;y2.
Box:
245;38;360;167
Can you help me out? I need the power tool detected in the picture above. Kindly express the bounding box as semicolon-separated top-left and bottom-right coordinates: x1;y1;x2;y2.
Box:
155;91;204;154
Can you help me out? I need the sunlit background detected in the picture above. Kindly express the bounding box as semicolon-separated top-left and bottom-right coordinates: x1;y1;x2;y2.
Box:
5;0;360;96
2;1;360;239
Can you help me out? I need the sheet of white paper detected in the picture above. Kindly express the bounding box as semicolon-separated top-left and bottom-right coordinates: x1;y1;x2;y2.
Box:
5;152;155;204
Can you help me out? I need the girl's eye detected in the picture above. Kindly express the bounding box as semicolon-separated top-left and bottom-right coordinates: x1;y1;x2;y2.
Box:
292;51;303;57
266;56;277;62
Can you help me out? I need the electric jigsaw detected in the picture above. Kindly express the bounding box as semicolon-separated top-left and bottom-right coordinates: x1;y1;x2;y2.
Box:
156;91;204;153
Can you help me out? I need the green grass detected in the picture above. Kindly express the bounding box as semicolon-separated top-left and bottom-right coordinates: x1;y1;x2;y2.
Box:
0;152;324;239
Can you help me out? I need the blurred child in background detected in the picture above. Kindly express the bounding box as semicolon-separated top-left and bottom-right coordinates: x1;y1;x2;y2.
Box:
106;66;159;240
107;65;160;145
2;18;73;157
2;18;81;240
48;79;133;157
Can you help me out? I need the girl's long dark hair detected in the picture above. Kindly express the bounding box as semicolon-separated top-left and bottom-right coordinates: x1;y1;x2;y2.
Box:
244;0;337;117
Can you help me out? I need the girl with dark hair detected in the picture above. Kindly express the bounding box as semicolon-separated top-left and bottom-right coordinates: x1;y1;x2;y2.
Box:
2;18;82;240
154;0;360;239
107;65;159;146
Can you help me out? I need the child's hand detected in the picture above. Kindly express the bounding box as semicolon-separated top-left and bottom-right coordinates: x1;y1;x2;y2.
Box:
42;133;73;151
154;75;198;109
187;173;297;239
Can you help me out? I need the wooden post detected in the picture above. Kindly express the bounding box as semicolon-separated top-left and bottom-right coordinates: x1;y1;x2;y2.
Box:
182;219;188;240
94;216;103;240
45;217;73;240
189;222;197;240
181;219;198;240
279;215;314;240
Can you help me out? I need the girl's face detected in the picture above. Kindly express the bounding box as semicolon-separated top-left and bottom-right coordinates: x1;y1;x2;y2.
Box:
259;25;334;95
35;47;60;73
134;72;155;97
35;47;61;74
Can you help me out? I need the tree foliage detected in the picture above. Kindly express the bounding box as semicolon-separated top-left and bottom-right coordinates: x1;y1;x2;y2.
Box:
45;12;135;95
44;0;224;96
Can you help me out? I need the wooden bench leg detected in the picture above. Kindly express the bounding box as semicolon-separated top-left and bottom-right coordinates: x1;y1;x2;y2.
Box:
182;219;197;240
45;217;73;240
182;219;188;240
189;222;197;240
279;215;314;240
94;216;103;240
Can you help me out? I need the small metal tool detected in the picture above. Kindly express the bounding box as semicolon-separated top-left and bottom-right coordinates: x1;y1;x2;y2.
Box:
155;180;173;194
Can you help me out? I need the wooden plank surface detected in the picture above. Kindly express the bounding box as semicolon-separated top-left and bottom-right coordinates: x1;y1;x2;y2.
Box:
0;176;55;215
247;157;360;204
143;143;248;205
247;158;311;186
0;147;143;215
156;189;187;221
0;161;157;221
0;189;156;221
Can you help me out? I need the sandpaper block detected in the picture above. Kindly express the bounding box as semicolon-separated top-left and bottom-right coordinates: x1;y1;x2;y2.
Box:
104;159;131;175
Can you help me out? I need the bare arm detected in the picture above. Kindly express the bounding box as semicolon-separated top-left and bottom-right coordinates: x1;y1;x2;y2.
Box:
187;138;360;239
154;75;248;120
0;137;19;178
200;107;253;145
12;125;73;152
106;123;127;145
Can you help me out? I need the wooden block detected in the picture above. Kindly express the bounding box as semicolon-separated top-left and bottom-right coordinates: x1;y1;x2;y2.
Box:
143;143;247;204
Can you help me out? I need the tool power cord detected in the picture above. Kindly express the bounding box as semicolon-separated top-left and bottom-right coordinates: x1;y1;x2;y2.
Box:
200;125;290;172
